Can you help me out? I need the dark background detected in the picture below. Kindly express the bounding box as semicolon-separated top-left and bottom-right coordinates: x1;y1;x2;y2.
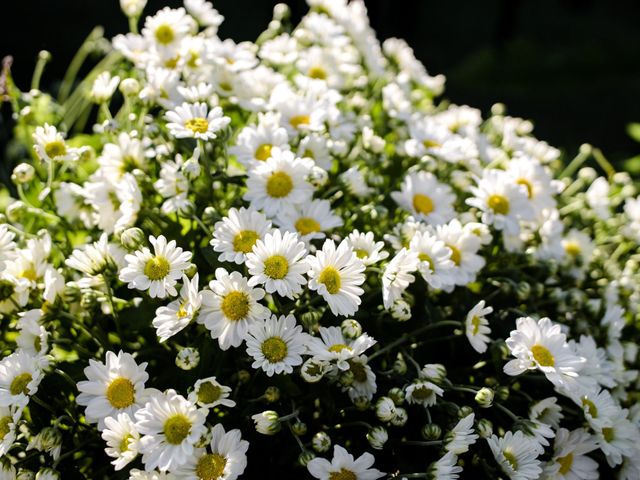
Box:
2;0;640;164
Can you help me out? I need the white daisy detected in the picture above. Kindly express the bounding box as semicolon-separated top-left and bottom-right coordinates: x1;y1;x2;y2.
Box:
275;199;343;244
307;444;384;480
429;451;462;480
465;300;493;354
245;229;308;299
297;133;332;170
487;430;542;480
504;316;586;388
32;123;79;163
136;389;208;472
506;154;557;213
173;423;249;480
544;428;598;480
344;355;377;402
408;230;454;289
593;407;638;468
0;350;43;408
345;230;388;266
210;207;272;265
76;351;150;429
529;397;564;429
229;114;290;168
188;377;235;409
243;149;314;217
16;309;49;365
184;0;224;29
102;413;140;471
435;219;486;289
381;248;419;309
165;102;230;141
119;235;193;299
405;380;444;407
153;274;202;342
391;171;456;225
0;404;23;456
91;71;120;103
66;233;125;278
561;229;594;267
245;314;306;376
198;268;270;350
307;239;366;317
445;413;478;454
0;224;16;269
142;7;193;54
307;326;376;371
467;169;535;235
585;176;610;220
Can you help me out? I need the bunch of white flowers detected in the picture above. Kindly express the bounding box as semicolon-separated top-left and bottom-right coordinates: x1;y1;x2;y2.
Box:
0;0;639;479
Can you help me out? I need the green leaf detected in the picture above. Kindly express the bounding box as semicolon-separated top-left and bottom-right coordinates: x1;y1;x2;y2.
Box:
626;123;640;143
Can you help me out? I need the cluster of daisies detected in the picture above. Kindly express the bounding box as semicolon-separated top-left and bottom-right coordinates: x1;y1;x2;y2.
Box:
1;0;639;478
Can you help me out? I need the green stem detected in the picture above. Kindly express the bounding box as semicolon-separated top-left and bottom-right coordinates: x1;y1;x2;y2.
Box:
559;145;591;179
58;26;104;103
31;51;51;91
592;147;616;179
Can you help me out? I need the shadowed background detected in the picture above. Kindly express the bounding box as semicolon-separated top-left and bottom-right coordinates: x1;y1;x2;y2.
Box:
1;0;640;165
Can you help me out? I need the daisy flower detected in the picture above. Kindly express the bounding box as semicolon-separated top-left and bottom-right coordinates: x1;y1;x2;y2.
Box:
142;7;193;53
66;233;125;278
506;154;557;213
32;123;79;163
229;114;290;168
243;149;314;217
165;102;230;141
529;397;564;429
504;316;586;388
435;219;486;289
210;207;272;265
198;268;270;350
306;326;376;371
445;413;478;454
0;350;43;407
561;229;594;266
544;428;598;480
270;83;329;136
428;451;463;480
487;430;542;480
297;133;332;170
467;169;535;235
345;230;388;266
184;0;224;29
153;274;202;342
408;230;454;289
405;380;444;407
391;171;456;225
275;199;343;244
188;377;235;409
173;423;249;480
245;229;308;299
101;413;140;471
307;239;366;317
381;248;419;309
585;176;611;220
119;235;193;299
76;351;150;429
91;71;120;103
593;407;638;468
307;444;385;480
16;309;49;364
0;224;16;269
344;355;377;402
0;404;23;456
245;314;306;376
465;300;493;354
136;389;208;472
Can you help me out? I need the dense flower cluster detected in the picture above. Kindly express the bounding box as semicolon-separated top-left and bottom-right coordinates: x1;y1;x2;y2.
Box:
0;0;639;478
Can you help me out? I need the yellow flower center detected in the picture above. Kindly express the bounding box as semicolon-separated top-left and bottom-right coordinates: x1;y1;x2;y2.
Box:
164;56;180;69
295;217;321;236
144;256;171;281
233;230;259;254
328;344;351;353
21;267;38;282
185;117;210;134
120;434;133;453
412;193;434;215
411;385;433;400
602;427;615;443
309;66;328;80
106;377;135;409
164;414;191;445
155;24;175;45
254;144;273;161
329;469;357;480
261;337;288;363
531;344;555;367
422;139;441;149
418;253;434;270
516;178;533;198
196;453;228;480
263;255;289;280
503;448;518;471
447;245;461;266
289;114;310;130
318;266;342;294
558;452;573;475
581;397;598;418
197;381;222;404
487;194;510;215
177;302;189;319
354;249;369;259
9;373;32;396
266;171;294;198
302;149;315;159
348;361;368;383
470;316;481;335
564;241;581;257
0;416;12;440
44;140;66;158
220;291;250;321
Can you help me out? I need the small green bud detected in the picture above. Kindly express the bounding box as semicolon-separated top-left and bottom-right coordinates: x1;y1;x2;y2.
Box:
422;423;442;440
119;227;145;251
264;386;280;403
475;388;494;408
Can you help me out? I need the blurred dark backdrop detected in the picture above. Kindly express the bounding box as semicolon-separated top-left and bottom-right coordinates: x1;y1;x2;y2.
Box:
2;0;640;164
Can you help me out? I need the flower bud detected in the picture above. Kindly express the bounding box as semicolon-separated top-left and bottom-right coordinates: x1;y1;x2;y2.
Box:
458;405;474;418
393;353;407;375
273;3;290;21
237;370;251;384
388;387;404;406
120;0;147;17
390;407;408;426
202;206;220;224
341;319;362;339
420;364;447;383
6;201;28;223
476;418;493;438
12;163;35;184
496;386;510;402
338;370;355;387
28;427;63;460
475;388;494;408
308;166;329;188
119;227;145;251
422;423;442;440
298;450;316;467
301;358;326;383
291;421;307;436
375;397;397;422
182;158;202;181
367;426;388;450
312;431;331;452
351;395;370;411
264;386;280;403
119;78;140;96
175;347;200;370
252;410;280;435
391;299;412;321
